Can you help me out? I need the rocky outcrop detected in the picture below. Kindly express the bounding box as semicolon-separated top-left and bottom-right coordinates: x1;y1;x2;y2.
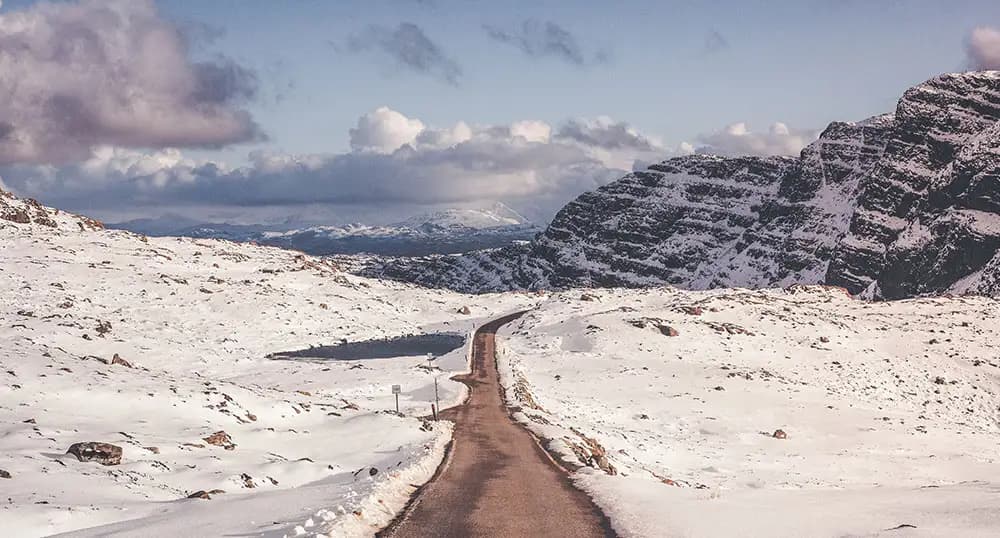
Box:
1;187;104;231
827;72;1000;298
203;430;236;450
360;72;1000;299
66;442;123;466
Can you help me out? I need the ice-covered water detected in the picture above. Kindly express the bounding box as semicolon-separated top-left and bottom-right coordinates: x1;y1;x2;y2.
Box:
270;333;466;360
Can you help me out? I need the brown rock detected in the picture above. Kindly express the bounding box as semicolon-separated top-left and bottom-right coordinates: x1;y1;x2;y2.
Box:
186;489;224;500
657;324;679;337
457;305;471;315
203;430;236;450
111;354;134;368
143;446;160;454
772;429;787;439
0;469;10;479
67;442;123;465
241;473;256;488
95;320;112;336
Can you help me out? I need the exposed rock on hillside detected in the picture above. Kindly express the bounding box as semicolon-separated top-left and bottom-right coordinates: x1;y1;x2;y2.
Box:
361;72;1000;299
1;187;103;231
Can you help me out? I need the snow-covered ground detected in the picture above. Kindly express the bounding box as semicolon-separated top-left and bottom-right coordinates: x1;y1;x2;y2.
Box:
7;188;1000;538
0;207;534;537
497;287;1000;537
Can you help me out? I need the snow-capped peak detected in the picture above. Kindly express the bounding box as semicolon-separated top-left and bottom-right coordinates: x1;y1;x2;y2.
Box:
399;202;531;231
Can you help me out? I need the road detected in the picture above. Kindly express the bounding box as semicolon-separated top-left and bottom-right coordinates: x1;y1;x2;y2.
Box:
378;312;615;537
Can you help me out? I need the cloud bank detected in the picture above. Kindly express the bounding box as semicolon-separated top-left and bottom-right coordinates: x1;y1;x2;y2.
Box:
967;26;1000;70
695;122;816;157
2;108;674;223
0;0;261;165
344;22;462;85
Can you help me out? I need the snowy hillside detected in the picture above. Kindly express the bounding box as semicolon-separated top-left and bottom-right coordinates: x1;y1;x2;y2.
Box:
0;190;535;537
360;72;1000;299
112;203;539;257
400;203;530;231
497;286;1000;537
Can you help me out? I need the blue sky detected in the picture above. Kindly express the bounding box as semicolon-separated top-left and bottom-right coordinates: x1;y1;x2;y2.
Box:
1;0;998;223
156;0;999;160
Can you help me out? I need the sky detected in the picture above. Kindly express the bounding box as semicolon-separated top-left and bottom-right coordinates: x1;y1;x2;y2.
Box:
1;0;999;225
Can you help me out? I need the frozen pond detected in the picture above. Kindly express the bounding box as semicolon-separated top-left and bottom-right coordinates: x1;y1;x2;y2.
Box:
269;333;465;361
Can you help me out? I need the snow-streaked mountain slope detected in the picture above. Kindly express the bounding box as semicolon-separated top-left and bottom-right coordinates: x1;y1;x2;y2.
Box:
360;72;1000;299
497;286;1000;537
0;191;535;537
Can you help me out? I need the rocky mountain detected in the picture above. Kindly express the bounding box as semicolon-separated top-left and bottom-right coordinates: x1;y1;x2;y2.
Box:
111;203;540;257
1;188;104;232
361;72;1000;299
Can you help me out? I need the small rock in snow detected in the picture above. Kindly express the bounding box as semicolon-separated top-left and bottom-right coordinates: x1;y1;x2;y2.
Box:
203;430;236;450
67;442;123;466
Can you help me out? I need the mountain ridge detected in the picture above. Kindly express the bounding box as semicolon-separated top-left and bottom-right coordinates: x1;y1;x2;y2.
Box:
359;71;1000;299
109;202;539;257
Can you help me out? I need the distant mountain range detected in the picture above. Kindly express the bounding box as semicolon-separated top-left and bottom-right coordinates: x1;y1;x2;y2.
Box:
358;72;1000;300
110;202;541;257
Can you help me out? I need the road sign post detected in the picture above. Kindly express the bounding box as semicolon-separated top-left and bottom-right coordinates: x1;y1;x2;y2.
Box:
434;377;440;419
392;384;401;414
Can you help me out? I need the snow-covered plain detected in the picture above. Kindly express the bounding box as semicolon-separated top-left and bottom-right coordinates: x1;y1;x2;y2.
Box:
0;207;534;537
497;287;1000;537
7;189;1000;538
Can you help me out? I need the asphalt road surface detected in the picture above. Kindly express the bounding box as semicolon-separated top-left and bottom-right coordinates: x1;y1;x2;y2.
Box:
379;312;615;538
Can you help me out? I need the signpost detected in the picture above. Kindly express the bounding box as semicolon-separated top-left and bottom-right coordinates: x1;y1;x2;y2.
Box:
433;377;440;420
391;384;401;414
427;353;441;420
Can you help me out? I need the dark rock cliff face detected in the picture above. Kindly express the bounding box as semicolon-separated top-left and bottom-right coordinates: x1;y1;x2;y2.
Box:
362;72;1000;299
826;72;1000;298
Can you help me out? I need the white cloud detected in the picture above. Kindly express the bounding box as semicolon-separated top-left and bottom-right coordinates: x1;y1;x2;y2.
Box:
509;120;553;143
695;122;816;157
415;120;473;148
552;116;674;170
349;107;426;153
967;26;1000;70
0;0;260;165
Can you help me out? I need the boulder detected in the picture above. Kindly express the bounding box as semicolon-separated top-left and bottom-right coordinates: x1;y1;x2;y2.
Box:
187;489;225;500
67;442;123;465
111;354;134;368
656;324;679;337
203;430;236;450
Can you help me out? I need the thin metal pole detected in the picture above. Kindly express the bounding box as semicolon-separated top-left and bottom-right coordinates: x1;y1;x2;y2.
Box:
395;393;399;414
434;377;440;418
